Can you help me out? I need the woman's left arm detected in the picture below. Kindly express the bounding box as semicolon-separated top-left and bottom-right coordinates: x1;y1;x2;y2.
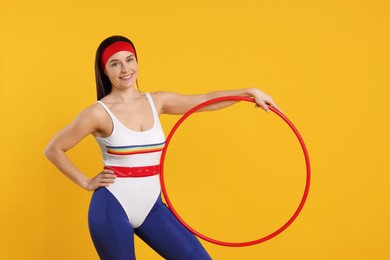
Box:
153;88;281;115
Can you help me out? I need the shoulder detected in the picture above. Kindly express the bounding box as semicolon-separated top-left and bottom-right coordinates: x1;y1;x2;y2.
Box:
149;91;202;115
70;102;109;130
78;102;107;119
149;91;175;100
149;91;184;104
65;102;111;137
149;91;178;113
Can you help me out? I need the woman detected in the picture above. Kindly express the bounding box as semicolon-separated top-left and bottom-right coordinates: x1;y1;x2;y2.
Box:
44;35;280;260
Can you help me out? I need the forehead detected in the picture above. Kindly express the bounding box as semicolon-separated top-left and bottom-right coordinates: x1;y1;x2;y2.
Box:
108;50;134;60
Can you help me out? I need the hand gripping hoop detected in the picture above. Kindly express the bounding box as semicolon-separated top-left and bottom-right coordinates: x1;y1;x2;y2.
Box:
160;96;311;247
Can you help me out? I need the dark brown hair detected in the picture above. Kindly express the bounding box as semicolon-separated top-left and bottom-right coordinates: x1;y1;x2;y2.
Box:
95;35;138;100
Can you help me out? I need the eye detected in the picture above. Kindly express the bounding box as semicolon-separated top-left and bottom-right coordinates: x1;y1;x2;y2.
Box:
127;57;134;63
110;62;119;67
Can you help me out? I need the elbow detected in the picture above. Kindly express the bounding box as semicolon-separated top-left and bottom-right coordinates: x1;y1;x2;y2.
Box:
44;143;59;161
43;144;53;160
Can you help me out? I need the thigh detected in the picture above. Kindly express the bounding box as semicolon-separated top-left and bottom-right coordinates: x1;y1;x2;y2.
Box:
88;188;136;260
135;197;212;260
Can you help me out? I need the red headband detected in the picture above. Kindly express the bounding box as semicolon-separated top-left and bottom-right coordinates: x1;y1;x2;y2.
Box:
100;41;136;69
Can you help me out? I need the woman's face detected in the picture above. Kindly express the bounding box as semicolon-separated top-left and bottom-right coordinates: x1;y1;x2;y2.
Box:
104;50;138;89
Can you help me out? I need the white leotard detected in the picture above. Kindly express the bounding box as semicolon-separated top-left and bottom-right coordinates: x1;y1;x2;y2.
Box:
94;93;165;228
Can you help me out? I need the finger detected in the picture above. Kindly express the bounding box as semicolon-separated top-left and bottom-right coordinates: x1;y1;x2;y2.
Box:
256;100;270;112
104;178;116;184
261;95;282;113
100;175;116;183
91;175;115;186
266;100;283;113
102;169;117;178
102;172;117;179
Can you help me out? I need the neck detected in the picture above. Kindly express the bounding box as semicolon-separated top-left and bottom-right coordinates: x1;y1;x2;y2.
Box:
108;85;142;103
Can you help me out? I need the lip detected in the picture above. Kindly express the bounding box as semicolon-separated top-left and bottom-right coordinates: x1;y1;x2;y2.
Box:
120;74;133;80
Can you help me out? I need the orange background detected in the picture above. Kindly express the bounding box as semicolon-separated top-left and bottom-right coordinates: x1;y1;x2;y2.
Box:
1;0;389;259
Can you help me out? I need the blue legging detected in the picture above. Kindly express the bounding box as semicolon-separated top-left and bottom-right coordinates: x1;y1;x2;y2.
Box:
88;188;212;260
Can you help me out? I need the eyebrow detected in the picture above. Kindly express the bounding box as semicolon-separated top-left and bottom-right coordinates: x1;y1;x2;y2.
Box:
109;54;135;63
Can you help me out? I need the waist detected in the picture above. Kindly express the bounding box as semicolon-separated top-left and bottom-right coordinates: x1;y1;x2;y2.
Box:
104;165;160;178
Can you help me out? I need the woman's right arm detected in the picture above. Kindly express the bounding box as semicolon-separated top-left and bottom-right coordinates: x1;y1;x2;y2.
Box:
44;104;116;191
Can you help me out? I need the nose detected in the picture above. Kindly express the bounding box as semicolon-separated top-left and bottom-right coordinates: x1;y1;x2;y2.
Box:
121;63;129;73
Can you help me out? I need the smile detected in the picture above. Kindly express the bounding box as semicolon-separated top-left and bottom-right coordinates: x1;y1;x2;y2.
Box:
120;74;133;80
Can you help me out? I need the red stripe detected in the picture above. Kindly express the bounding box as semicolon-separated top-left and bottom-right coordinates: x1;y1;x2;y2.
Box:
104;165;160;177
107;148;163;155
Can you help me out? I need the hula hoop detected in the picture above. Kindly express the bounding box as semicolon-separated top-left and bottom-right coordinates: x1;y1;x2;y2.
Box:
160;96;311;247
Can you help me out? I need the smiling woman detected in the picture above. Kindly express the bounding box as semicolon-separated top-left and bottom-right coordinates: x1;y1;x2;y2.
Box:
95;36;140;100
104;50;138;92
44;35;280;260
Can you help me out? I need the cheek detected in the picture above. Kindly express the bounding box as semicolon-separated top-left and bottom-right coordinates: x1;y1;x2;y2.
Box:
104;67;119;78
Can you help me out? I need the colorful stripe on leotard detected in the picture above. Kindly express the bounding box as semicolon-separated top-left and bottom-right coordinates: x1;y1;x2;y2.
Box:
106;142;165;155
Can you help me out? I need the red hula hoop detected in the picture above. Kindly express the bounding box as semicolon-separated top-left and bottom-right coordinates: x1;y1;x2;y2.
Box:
159;96;311;247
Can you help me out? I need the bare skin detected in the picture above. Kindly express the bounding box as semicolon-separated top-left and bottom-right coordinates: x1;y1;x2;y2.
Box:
44;50;281;191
